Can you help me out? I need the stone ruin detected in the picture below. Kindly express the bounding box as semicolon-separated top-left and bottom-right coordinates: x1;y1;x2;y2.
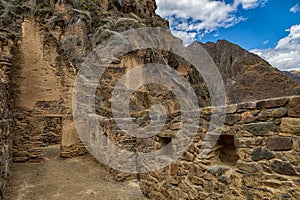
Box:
0;18;300;200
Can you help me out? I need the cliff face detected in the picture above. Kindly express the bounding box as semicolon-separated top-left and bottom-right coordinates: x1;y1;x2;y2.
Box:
201;40;300;104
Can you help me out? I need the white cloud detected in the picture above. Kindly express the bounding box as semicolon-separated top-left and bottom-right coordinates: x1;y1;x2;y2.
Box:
263;40;269;45
171;30;197;46
156;0;268;45
251;24;300;71
235;0;267;9
290;3;300;13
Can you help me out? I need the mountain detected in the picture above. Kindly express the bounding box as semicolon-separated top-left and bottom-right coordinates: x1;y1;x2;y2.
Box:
201;40;300;104
282;70;300;83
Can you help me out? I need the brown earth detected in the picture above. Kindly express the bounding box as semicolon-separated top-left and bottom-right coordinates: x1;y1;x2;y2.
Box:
5;145;147;200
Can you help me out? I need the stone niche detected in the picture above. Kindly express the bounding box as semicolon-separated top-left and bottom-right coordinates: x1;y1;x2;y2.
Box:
217;135;239;165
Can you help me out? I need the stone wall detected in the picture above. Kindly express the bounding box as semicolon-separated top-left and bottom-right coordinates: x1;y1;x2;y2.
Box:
139;96;300;200
11;18;83;162
0;30;14;199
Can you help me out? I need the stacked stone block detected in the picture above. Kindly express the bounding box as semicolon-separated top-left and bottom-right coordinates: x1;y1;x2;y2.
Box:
140;96;300;199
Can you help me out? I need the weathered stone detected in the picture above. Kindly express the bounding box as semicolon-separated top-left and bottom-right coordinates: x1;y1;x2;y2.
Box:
264;174;289;181
283;152;300;165
245;122;278;135
281;193;292;199
226;104;237;114
188;174;203;185
166;176;179;186
241;110;256;124
218;175;229;184
181;151;194;161
14;151;31;158
258;108;287;120
201;107;212;115
236;129;254;136
234;137;255;148
276;152;288;161
222;125;231;133
237;102;256;112
271;160;297;175
188;164;203;177
157;130;174;138
237;149;252;162
252;147;275;161
169;163;180;176
272;108;288;118
13;157;29;163
282;181;294;187
266;137;292;151
225;114;241;125
170;122;181;130
261;180;282;187
288;96;300;117
255;137;264;145
260;162;273;173
243;174;261;188
208;166;221;175
256;97;289;109
274;118;282;125
257;110;272;120
292;138;300;151
237;160;261;173
280;118;300;134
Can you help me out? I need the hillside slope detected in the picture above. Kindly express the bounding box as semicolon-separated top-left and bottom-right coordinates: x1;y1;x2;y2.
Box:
202;40;300;104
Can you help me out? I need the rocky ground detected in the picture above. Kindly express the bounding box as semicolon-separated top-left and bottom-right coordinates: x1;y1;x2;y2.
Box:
5;145;147;200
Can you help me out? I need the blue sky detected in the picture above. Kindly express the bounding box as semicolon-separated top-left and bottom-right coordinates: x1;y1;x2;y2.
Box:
156;0;300;71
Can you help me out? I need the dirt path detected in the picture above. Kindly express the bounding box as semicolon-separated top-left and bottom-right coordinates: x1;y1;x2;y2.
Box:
5;145;148;200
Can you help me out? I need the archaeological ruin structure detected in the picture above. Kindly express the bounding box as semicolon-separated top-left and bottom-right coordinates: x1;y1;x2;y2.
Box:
1;1;300;199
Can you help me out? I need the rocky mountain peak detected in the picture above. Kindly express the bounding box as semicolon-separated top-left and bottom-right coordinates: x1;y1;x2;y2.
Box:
201;40;300;103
